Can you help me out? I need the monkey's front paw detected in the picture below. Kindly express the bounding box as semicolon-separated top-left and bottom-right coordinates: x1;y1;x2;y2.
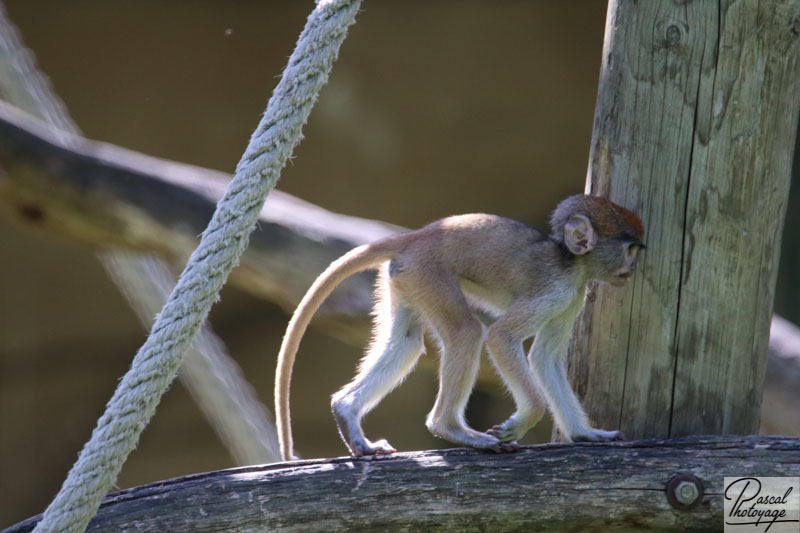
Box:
572;428;626;442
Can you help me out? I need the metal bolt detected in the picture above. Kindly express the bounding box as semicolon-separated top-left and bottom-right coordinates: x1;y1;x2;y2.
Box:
675;480;700;505
666;473;704;510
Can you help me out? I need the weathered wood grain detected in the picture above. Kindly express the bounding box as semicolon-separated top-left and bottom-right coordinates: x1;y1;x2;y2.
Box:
4;435;797;533
570;0;800;439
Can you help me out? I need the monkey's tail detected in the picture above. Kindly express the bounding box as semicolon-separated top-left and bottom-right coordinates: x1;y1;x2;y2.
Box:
274;240;399;461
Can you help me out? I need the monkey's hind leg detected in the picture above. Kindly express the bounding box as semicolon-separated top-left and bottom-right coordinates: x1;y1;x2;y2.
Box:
401;268;518;453
331;276;424;457
484;302;549;444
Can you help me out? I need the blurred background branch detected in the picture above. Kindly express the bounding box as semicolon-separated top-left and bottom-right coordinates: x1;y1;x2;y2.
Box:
0;101;399;337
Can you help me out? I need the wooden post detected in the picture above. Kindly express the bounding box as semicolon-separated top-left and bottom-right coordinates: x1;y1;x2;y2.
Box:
569;0;800;438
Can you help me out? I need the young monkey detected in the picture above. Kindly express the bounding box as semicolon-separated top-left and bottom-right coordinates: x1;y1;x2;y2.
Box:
274;194;645;460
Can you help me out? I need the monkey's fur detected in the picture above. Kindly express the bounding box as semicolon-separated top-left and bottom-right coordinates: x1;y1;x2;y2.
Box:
274;194;645;460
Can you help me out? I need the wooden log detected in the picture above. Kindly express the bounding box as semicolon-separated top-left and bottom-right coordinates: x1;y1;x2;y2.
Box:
3;435;798;532
0;101;402;340
569;0;800;439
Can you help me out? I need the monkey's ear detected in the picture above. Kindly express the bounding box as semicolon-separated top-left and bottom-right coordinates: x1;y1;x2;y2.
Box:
563;214;597;255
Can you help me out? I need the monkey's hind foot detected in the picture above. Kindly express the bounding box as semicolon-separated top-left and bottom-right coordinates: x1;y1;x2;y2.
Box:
572;428;626;442
487;440;521;453
474;434;519;454
332;402;397;457
486;408;543;443
349;437;397;458
486;421;528;444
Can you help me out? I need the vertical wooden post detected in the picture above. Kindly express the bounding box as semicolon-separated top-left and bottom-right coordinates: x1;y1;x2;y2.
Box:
569;0;800;439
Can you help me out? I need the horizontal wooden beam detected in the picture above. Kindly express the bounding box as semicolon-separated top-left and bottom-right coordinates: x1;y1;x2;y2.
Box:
5;435;798;532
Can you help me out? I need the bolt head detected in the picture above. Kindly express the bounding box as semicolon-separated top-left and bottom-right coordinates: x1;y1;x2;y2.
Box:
666;473;705;510
675;480;700;504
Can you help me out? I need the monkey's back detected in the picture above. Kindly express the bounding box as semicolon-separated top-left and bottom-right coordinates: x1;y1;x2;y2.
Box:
391;214;567;305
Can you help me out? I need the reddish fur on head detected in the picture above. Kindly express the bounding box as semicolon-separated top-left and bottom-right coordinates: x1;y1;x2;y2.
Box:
594;197;645;241
550;195;645;244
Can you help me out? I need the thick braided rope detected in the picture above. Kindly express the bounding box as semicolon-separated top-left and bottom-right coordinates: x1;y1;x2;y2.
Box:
33;1;361;531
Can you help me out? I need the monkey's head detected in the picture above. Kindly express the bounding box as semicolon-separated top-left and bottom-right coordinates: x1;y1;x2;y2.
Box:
550;195;645;286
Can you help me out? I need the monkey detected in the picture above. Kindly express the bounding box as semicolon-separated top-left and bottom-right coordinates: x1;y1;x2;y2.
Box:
274;194;645;460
